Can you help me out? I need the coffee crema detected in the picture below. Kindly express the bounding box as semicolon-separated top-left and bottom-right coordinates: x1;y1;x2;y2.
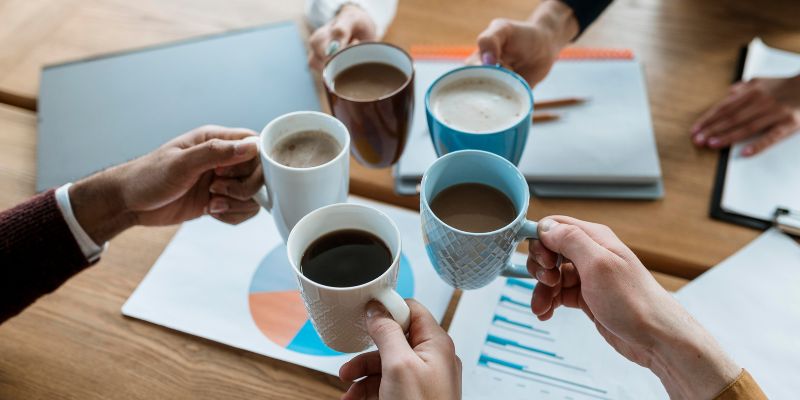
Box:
270;129;341;168
432;77;526;133
300;229;392;288
333;62;408;101
430;183;517;233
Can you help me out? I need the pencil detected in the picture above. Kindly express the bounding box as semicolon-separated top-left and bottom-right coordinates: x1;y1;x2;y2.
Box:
532;112;560;123
534;97;588;109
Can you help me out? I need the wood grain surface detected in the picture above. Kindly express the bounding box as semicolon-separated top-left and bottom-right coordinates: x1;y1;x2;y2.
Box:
1;0;797;398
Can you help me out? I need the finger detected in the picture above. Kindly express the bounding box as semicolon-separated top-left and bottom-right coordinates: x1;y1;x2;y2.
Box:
183;125;258;145
534;267;561;287
699;100;772;146
341;375;381;400
692;88;758;137
559;262;580;290
539;215;628;256
476;18;513;65
365;301;413;359
207;195;260;214
742;120;799;156
536;218;616;272
465;50;481;66
210;210;260;225
215;157;259;178
209;171;264;201
340;351;382;381
405;299;451;348
528;239;559;269
531;282;557;316
178;138;259;176
705;108;790;149
329;18;354;47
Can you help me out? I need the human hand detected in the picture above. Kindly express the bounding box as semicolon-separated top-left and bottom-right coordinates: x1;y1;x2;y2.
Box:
466;0;578;86
691;75;800;156
308;4;377;71
527;216;740;399
70;125;263;243
339;300;461;400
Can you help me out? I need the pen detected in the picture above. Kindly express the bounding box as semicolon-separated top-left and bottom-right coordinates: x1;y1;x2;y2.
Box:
534;97;588;109
532;112;560;123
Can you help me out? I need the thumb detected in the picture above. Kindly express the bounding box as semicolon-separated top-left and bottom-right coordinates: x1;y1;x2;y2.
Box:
365;301;412;359
330;18;354;47
179;137;258;176
477;19;512;65
537;219;612;273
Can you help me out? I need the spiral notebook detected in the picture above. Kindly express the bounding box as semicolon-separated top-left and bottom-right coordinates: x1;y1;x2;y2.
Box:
394;46;663;199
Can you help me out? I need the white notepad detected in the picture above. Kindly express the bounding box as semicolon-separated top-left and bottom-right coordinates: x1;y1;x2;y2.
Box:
394;57;663;199
721;38;800;221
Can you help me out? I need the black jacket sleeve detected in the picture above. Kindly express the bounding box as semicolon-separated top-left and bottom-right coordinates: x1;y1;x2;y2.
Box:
558;0;613;34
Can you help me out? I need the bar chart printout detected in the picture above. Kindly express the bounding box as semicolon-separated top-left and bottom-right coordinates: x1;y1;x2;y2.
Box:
449;260;666;400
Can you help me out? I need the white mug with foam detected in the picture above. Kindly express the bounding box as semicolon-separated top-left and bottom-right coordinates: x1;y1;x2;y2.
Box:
286;203;411;353
250;111;350;242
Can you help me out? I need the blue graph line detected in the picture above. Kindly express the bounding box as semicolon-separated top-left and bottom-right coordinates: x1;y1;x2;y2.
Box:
493;314;550;335
506;278;535;291
485;334;561;359
479;354;607;395
499;295;529;309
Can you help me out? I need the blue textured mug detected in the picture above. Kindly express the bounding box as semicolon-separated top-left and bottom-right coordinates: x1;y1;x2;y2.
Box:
420;150;540;289
425;66;533;165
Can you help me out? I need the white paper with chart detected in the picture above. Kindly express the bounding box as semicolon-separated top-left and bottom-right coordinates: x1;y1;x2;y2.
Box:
122;196;454;376
449;254;666;400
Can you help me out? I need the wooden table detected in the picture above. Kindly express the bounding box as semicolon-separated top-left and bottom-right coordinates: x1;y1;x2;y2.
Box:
0;0;797;398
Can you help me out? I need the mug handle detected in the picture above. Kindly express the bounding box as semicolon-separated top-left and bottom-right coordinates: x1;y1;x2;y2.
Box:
373;288;411;332
243;136;273;212
501;220;545;278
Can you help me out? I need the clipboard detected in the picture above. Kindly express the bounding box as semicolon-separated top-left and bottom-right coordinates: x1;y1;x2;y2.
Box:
708;45;800;237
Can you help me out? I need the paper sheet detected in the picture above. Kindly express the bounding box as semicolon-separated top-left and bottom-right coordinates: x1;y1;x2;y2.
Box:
449;253;667;400
675;229;800;398
721;38;800;221
122;196;454;376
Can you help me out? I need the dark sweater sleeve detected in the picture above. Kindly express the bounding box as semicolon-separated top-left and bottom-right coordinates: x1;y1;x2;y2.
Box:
0;190;91;324
558;0;613;34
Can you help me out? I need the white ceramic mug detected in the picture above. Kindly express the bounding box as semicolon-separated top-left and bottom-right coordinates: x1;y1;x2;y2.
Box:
286;203;411;353
251;111;350;241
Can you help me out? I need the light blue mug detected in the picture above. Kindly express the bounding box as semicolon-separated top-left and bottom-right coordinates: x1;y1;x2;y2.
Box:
424;65;533;165
421;150;541;289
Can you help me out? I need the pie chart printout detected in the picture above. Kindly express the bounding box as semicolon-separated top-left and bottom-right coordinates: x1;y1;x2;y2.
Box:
248;244;415;356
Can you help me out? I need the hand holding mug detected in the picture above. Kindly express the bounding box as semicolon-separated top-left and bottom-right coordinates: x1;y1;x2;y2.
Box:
528;216;741;399
308;4;378;71
339;300;461;400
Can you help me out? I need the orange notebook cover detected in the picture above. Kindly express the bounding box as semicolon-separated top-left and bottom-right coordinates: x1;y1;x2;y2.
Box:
409;45;634;61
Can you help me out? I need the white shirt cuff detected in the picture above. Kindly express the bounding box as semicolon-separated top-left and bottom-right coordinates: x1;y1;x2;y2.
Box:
55;183;107;263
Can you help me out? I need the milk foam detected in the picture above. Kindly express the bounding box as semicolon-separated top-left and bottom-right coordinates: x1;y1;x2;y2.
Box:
432;78;526;133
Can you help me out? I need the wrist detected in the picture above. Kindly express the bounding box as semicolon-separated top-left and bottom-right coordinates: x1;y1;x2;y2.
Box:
648;309;740;399
529;0;580;47
69;167;137;244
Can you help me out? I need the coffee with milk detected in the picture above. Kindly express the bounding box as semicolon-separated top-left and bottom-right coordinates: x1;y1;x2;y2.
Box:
270;130;342;168
431;77;527;133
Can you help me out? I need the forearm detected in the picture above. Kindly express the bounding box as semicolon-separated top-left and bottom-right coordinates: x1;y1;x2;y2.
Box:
647;304;741;399
528;0;580;47
0;190;91;323
70;167;137;245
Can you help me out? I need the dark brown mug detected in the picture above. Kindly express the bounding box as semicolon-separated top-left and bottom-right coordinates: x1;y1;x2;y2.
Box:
322;42;414;168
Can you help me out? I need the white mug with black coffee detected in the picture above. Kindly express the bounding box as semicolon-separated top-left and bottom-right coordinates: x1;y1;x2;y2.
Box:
251;111;350;241
287;203;411;353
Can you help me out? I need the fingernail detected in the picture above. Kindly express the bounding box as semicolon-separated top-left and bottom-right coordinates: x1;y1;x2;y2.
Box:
534;252;544;266
693;133;706;145
540;219;558;233
708;137;722;147
365;302;386;320
209;181;227;195
741;146;754;156
535;269;545;281
209;199;229;213
481;52;496;65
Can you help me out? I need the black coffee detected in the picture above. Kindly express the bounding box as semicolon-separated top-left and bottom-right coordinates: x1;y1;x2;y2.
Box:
300;229;392;287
